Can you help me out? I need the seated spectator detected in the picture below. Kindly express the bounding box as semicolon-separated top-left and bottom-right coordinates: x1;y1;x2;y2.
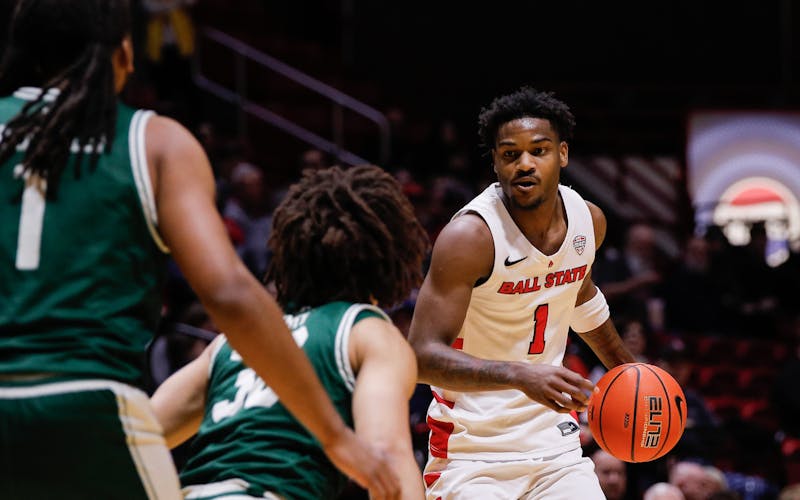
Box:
589;317;651;384
723;470;780;500
593;222;669;330
773;314;800;438
733;222;782;337
223;162;273;277
591;448;629;500
779;483;800;500
298;147;334;172
141;0;197;123
644;482;685;500
662;234;727;335
669;461;721;500
654;343;722;459
708;492;742;500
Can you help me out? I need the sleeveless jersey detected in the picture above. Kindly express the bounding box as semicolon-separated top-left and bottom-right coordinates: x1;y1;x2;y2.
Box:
427;183;596;460
0;87;168;386
180;302;387;500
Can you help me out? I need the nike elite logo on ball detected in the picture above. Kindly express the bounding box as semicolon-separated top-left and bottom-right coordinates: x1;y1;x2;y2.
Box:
504;256;528;266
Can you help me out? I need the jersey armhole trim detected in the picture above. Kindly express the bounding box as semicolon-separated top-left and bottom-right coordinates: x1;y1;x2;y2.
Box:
130;110;169;254
453;210;495;288
335;304;389;393
208;336;228;380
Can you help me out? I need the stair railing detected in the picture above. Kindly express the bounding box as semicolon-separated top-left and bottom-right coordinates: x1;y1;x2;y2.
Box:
193;27;391;166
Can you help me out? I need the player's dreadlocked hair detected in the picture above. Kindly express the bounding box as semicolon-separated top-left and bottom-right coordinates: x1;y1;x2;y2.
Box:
477;86;576;152
266;165;430;311
0;0;131;196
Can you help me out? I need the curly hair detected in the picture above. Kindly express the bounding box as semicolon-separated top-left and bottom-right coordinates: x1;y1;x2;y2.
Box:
266;165;430;311
477;86;576;151
0;0;130;197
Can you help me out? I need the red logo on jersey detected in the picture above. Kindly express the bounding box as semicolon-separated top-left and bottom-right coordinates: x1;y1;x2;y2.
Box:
497;264;588;294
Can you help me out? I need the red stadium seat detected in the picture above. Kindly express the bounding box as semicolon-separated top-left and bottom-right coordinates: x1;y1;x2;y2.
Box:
737;368;777;398
738;339;788;366
783;437;800;484
705;396;744;423
697;366;740;398
739;399;778;432
694;337;739;366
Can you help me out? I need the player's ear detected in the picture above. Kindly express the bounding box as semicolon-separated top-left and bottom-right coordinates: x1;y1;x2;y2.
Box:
560;141;569;168
112;36;134;93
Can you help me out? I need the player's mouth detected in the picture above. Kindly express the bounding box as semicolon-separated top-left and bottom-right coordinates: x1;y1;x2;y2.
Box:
512;178;538;192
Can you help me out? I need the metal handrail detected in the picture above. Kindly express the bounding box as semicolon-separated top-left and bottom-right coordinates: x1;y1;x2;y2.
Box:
193;27;391;165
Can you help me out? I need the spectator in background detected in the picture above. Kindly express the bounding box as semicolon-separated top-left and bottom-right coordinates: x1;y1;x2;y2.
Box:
723;470;780;500
141;0;197;122
419;118;474;181
703;225;747;333
654;343;721;460
223;161;273;277
268;147;336;218
663;234;726;335
773;314;800;439
669;461;721;500
704;465;730;496
708;492;743;500
593;222;668;331
779;483;800;500
644;482;686;500
298;147;334;171
150;301;218;388
589;317;652;384
591;449;629;500
734;222;781;337
419;174;474;241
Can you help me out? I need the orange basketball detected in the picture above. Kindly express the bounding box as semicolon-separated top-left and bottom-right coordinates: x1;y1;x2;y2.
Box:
587;363;686;463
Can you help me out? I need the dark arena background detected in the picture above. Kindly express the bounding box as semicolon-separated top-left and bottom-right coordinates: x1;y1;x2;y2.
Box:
5;1;800;498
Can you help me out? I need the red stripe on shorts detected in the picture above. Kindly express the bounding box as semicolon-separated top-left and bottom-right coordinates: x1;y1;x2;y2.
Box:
427;416;454;458
423;472;441;487
431;389;455;409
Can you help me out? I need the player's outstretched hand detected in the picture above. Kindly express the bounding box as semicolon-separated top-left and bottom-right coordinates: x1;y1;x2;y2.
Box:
517;364;595;413
321;427;400;500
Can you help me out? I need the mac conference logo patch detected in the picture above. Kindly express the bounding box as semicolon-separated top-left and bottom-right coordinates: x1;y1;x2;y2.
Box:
573;235;586;255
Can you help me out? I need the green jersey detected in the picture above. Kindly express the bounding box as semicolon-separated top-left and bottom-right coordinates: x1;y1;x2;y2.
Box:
180;302;387;500
0;87;169;386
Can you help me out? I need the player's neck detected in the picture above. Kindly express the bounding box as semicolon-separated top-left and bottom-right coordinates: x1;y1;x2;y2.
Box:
508;192;567;254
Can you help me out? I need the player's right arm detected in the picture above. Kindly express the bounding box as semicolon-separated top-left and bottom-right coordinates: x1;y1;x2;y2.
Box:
407;214;592;413
350;317;425;499
146;115;399;498
151;336;221;449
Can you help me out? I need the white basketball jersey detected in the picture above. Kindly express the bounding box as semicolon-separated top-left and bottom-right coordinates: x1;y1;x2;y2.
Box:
427;183;596;461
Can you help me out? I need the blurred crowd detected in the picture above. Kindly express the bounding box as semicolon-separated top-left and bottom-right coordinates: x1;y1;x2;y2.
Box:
128;2;800;499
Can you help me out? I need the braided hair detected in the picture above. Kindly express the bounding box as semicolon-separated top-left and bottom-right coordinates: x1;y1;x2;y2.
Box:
0;0;131;196
266;165;430;311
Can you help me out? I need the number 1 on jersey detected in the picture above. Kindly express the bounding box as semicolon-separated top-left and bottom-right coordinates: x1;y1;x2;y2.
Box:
15;166;47;271
527;304;549;355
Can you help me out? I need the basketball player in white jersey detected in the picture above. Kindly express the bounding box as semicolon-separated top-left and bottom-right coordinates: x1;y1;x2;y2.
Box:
407;86;636;499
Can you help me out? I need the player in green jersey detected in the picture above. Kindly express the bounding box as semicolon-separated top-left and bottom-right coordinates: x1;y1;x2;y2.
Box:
151;165;430;499
0;1;400;498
